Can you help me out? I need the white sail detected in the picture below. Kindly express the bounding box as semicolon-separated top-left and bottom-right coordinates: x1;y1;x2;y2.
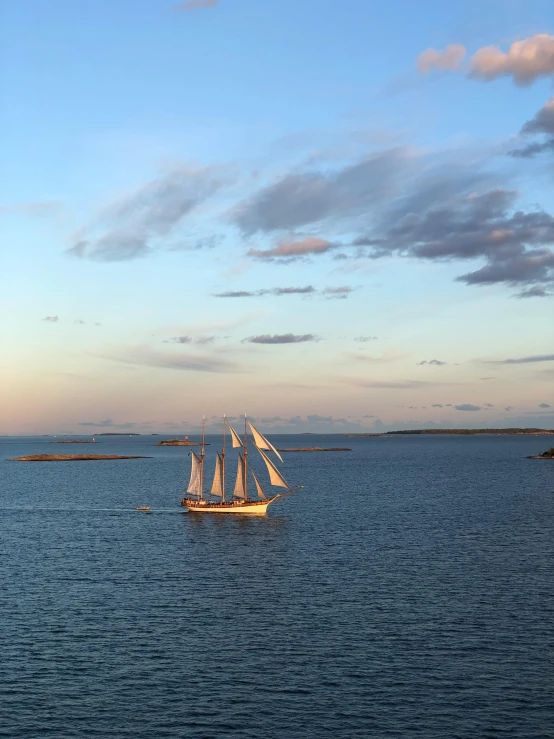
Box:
248;421;283;462
211;453;224;496
257;447;289;489
233;453;246;498
187;451;202;495
227;422;243;448
251;469;267;500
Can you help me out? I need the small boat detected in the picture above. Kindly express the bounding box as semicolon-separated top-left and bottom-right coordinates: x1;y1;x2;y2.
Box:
136;506;151;511
181;416;302;514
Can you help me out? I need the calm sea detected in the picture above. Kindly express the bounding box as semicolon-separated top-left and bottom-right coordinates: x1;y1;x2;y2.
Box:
1;433;553;738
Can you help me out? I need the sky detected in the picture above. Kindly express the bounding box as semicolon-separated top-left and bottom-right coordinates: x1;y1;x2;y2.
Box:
1;0;553;435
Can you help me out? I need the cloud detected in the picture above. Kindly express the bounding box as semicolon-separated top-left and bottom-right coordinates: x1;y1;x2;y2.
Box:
213;285;354;301
74;319;85;325
79;419;137;428
417;359;446;366
244;333;318;344
175;0;217;10
522;95;554;134
68;166;225;261
366;188;554;292
431;403;443;407
214;290;258;298
353;351;404;364
233;148;408;234
509;138;554;159
486;354;554;365
341;378;432;389
164;336;193;344
42;315;59;323
215;285;317;297
515;285;554;298
505;406;513;411
0;201;61;217
484;403;494;407
417;44;466;74
469;34;554;86
454;404;481;411
322;286;354;299
354;336;378;342
539;403;551;408
510;96;554;158
247;237;336;260
96;345;236;373
195;336;217;345
271;285;316;295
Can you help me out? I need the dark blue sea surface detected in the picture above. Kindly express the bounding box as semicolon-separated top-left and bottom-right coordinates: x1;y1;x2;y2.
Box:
1;433;553;738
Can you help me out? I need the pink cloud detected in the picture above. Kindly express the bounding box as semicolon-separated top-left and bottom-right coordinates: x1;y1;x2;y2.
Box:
417;44;466;74
248;237;335;260
470;34;554;86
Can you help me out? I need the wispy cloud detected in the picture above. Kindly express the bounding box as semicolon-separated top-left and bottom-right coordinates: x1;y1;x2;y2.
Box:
214;285;316;298
354;336;378;342
234;148;407;234
244;333;318;345
175;0;218;10
322;286;354;299
214;284;355;300
539;403;551;408
79;418;137;428
214;290;257;298
352;351;404;364
454;404;481;411
42;315;59;323
417;359;446;366
417;44;466;74
94;345;236;373
164;336;193;344
341;378;432;389
0;201;61;217
67;165;227;261
486;354;554;365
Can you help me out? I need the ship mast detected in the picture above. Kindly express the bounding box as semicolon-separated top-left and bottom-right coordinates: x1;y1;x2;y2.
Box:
200;415;205;500
243;413;248;502
222;415;226;503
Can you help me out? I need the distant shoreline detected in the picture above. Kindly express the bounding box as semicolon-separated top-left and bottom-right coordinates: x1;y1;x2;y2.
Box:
10;454;150;462
277;447;351;452
354;428;554;436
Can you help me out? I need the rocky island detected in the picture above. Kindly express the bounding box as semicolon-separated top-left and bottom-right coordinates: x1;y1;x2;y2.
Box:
11;454;150;462
155;438;207;446
527;447;554;459
51;439;95;444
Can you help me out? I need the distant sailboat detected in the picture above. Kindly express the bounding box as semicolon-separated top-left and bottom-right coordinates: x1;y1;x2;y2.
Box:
181;416;302;514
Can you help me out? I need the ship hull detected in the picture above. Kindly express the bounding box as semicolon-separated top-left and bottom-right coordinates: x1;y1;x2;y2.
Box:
181;497;277;514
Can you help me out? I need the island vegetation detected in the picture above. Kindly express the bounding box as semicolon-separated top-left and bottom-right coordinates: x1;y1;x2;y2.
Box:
527;448;554;459
51;439;95;444
155;438;206;446
385;428;554;436
11;454;150;462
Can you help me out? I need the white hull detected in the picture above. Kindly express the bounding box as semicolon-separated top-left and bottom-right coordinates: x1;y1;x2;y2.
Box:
181;497;278;514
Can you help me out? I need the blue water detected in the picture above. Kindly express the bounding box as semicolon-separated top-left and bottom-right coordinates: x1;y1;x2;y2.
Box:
1;433;553;738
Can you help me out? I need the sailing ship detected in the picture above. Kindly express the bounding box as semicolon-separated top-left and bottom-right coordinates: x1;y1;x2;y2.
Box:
181;416;302;514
